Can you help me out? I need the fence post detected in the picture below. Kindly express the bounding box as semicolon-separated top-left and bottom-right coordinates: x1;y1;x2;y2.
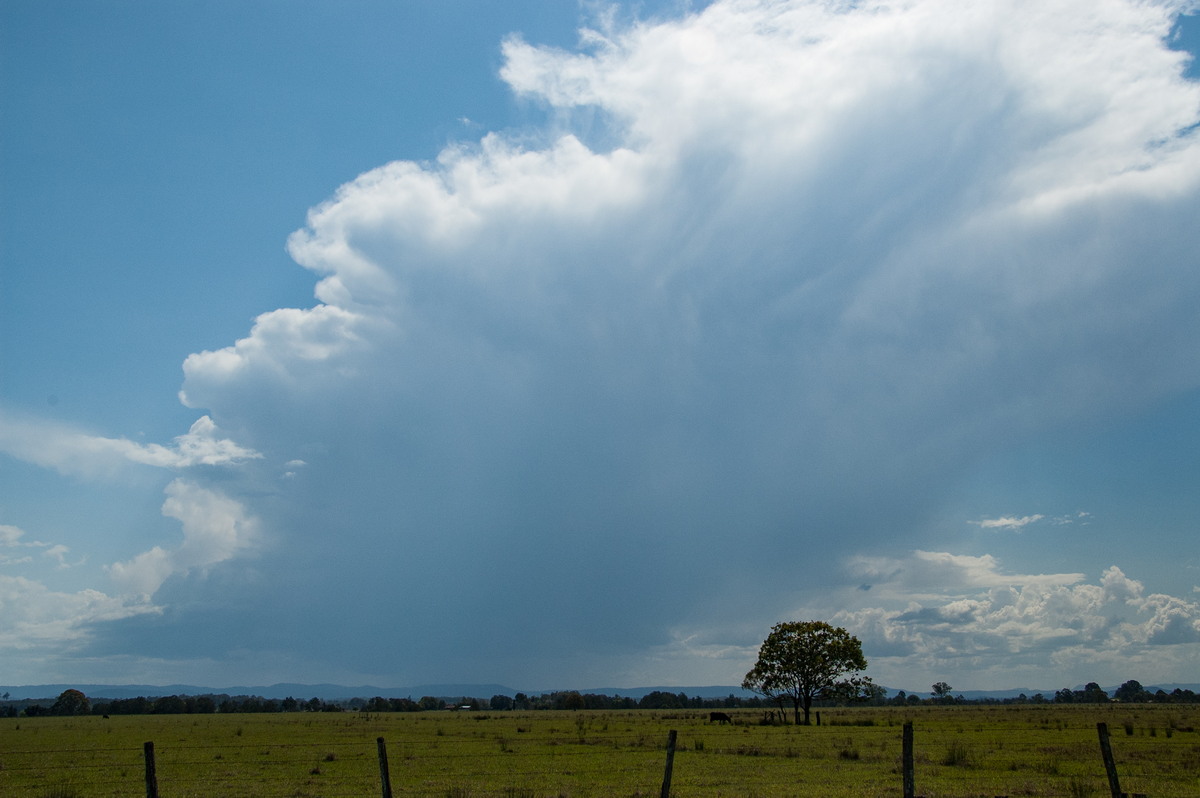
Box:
660;729;678;798
377;736;393;798
902;721;915;798
143;741;159;798
1096;722;1123;798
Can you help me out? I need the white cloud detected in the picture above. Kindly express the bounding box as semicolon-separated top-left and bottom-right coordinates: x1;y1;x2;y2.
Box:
107;479;260;597
0;411;260;479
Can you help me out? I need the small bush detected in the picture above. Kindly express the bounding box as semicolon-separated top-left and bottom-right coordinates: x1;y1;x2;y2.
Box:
838;747;860;760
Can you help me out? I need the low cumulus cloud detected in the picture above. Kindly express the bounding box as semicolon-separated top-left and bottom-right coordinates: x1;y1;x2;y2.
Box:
836;553;1200;688
7;0;1200;685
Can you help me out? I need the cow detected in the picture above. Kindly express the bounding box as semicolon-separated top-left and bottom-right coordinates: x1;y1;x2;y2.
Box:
708;711;732;724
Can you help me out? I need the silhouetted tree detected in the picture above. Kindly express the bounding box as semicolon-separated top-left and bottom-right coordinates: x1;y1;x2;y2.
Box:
742;620;869;725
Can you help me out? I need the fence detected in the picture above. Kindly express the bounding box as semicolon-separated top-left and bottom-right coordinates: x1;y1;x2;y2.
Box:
1;708;1195;797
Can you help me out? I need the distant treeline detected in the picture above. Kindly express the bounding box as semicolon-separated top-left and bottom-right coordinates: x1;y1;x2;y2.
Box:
885;681;1200;706
2;690;768;717
3;679;1196;717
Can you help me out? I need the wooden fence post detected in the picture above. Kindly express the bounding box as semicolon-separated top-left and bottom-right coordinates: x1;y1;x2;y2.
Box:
660;729;678;798
143;741;158;798
902;721;915;798
377;736;393;798
1096;722;1123;798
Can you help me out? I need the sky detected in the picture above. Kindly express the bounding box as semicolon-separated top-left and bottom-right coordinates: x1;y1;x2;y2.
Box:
2;0;1200;695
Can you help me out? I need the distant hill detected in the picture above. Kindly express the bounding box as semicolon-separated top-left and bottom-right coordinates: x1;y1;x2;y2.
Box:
0;682;754;701
3;682;1197;702
0;683;520;701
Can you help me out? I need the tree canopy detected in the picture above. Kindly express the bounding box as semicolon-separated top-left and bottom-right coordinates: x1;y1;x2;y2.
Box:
50;689;90;716
742;620;869;725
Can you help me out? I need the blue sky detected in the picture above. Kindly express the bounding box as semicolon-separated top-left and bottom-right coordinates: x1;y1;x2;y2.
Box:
2;0;1199;693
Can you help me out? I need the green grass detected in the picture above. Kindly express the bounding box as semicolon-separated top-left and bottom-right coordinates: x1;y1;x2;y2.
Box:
1;705;1197;797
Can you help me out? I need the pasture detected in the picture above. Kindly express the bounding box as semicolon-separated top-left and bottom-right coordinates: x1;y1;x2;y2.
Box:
1;704;1197;797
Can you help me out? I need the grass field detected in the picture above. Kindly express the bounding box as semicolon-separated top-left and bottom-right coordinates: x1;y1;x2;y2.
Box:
1;704;1198;797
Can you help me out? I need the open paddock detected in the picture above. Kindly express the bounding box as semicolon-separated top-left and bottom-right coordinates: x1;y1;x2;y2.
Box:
2;704;1198;797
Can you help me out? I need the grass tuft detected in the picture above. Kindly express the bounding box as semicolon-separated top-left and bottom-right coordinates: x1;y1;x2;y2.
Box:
941;739;973;767
38;788;80;798
1067;776;1096;797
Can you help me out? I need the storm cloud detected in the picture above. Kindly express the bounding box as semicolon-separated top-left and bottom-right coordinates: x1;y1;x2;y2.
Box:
4;0;1200;690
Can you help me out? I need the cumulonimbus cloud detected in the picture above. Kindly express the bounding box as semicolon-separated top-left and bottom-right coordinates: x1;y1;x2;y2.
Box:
163;0;1200;684
18;0;1200;686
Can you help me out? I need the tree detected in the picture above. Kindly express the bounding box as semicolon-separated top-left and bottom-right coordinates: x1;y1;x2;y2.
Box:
931;682;953;702
1113;680;1151;703
50;689;90;716
742;620;869;725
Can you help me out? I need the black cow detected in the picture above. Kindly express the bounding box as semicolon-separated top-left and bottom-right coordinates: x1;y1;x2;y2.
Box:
708;711;732;724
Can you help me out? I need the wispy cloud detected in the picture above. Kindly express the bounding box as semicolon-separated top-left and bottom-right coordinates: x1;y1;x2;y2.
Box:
0;412;260;479
971;515;1045;531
